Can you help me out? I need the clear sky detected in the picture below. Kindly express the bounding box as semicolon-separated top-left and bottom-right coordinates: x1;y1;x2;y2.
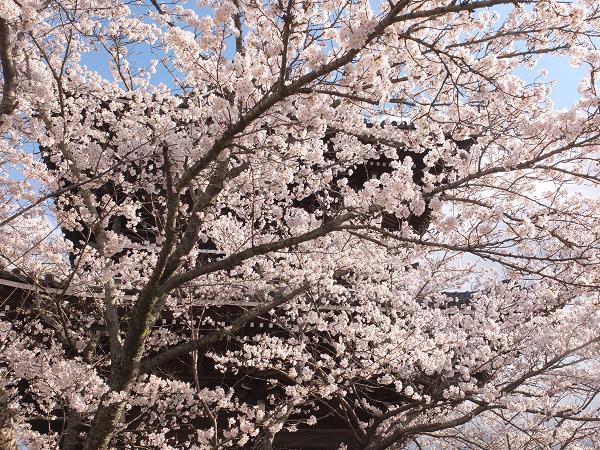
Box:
77;0;588;110
515;54;587;109
79;47;587;108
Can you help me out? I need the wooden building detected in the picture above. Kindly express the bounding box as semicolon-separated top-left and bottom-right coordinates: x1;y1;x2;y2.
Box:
0;95;479;448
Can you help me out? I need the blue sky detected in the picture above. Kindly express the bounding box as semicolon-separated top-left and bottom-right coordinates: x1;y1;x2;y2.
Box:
79;45;586;109
77;0;587;110
515;54;587;109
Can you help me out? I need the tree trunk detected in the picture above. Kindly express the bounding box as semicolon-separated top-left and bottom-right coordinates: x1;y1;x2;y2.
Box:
0;377;17;450
81;402;125;450
82;289;162;449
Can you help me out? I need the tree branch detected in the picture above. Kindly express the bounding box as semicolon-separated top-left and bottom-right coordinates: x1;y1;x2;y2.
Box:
160;159;250;282
159;213;354;292
140;284;308;372
176;0;412;191
393;0;533;23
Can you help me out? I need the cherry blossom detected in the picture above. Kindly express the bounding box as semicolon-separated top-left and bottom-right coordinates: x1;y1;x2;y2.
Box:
0;0;599;449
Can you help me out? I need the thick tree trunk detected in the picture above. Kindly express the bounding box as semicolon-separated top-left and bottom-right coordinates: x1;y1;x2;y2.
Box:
0;378;17;450
81;403;125;450
82;288;162;449
61;411;82;450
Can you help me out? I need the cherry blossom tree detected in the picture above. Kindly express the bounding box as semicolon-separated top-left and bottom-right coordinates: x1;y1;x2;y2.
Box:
1;0;600;449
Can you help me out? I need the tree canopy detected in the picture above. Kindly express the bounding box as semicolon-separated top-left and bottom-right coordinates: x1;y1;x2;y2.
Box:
1;0;600;449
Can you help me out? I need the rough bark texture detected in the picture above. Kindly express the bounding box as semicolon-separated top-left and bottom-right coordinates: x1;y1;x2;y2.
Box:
0;378;17;450
0;18;17;122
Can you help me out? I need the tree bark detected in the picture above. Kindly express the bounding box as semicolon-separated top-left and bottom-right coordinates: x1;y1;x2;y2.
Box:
0;18;17;122
0;377;17;450
81;402;125;450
